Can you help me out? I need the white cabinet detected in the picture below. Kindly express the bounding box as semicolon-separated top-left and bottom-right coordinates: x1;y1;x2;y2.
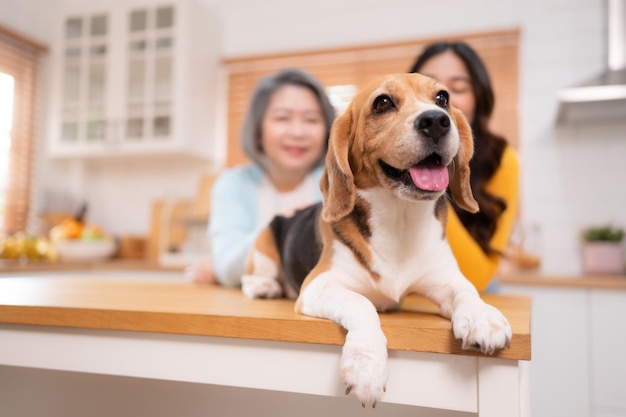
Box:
590;290;626;415
502;283;626;417
48;0;219;160
501;285;590;417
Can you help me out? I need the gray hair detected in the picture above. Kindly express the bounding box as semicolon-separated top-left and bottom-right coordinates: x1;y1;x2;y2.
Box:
240;68;336;168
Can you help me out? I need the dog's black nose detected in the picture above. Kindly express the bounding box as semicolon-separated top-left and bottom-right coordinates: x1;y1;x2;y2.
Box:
414;110;451;142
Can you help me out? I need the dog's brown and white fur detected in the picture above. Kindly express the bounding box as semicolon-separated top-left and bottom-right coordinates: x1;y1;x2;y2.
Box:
242;73;512;407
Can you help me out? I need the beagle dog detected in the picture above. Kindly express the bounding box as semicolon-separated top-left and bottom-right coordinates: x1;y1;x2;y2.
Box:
242;73;512;407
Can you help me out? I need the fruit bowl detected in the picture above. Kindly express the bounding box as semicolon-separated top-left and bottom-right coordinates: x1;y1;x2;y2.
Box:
53;239;117;262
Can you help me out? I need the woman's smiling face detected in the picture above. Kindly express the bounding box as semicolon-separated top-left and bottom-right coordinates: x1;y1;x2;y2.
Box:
260;84;326;176
417;50;477;124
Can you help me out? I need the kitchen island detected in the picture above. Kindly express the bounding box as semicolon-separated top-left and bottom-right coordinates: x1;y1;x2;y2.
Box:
0;275;531;417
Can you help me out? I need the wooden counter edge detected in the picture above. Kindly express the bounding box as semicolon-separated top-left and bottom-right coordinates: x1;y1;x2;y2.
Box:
0;259;182;273
0;304;530;361
501;270;626;289
0;278;531;361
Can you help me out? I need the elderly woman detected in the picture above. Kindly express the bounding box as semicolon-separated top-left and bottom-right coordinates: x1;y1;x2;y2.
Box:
188;68;335;286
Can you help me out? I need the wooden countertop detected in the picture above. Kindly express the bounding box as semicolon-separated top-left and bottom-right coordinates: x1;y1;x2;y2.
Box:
501;270;626;290
0;276;531;360
4;260;624;290
0;259;182;273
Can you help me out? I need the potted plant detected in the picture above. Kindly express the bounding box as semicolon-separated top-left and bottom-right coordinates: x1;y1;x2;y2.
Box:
581;225;624;275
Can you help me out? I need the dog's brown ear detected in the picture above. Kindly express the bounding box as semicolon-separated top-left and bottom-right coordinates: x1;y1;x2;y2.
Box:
320;109;357;223
449;108;479;213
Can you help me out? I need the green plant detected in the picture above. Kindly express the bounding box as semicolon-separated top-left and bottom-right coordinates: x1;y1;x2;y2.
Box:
581;225;624;243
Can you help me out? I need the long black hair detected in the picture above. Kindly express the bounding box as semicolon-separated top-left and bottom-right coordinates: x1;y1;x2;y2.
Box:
409;41;508;256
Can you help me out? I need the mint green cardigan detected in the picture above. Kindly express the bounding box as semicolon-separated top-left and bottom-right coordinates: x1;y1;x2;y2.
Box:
208;164;323;287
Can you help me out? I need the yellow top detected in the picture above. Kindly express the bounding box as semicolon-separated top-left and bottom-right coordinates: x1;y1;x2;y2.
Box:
447;146;519;292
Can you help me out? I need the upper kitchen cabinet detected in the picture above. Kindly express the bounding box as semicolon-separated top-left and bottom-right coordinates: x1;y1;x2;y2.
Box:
48;0;219;160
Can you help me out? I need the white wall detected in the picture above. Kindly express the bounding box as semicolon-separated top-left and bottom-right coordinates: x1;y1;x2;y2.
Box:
0;0;62;41
1;0;624;274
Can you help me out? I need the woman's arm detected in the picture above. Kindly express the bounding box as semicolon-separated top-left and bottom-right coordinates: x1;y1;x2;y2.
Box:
209;168;262;287
447;146;519;292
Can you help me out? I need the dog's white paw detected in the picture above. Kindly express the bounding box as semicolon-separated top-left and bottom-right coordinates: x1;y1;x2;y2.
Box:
241;275;283;299
340;333;388;408
452;300;512;355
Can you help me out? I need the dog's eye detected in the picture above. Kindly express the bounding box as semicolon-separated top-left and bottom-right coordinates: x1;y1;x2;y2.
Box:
435;91;449;109
373;95;395;114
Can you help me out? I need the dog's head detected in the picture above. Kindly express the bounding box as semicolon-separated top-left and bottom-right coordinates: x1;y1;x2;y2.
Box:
320;73;479;223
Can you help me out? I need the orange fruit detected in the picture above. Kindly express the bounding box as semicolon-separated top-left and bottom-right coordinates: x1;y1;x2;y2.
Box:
61;219;83;239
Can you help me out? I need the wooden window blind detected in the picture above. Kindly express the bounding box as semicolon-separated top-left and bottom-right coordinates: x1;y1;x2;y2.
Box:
0;25;47;234
222;28;519;167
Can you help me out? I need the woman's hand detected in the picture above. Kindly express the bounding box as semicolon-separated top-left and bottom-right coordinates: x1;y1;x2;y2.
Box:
281;203;311;218
185;259;217;285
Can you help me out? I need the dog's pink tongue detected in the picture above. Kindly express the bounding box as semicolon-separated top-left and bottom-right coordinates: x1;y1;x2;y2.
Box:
409;164;449;191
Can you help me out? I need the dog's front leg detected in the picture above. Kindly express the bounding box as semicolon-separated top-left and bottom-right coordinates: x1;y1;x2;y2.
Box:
417;261;512;355
242;227;284;299
448;286;512;354
297;274;388;408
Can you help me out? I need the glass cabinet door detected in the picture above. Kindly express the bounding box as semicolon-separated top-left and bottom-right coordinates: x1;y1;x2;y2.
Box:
86;14;108;142
125;5;174;142
153;6;173;138
61;17;83;143
61;13;108;144
126;9;147;140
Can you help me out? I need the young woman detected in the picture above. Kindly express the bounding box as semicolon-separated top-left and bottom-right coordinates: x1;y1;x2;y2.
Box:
188;68;335;286
409;41;519;292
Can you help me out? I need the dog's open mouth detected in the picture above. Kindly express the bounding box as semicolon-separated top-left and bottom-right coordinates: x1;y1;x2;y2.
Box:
379;154;449;191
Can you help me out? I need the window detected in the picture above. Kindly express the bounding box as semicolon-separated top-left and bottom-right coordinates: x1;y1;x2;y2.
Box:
222;28;519;167
0;25;47;234
0;73;14;226
325;84;358;116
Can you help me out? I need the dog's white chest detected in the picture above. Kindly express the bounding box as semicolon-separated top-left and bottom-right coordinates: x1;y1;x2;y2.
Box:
356;189;449;306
